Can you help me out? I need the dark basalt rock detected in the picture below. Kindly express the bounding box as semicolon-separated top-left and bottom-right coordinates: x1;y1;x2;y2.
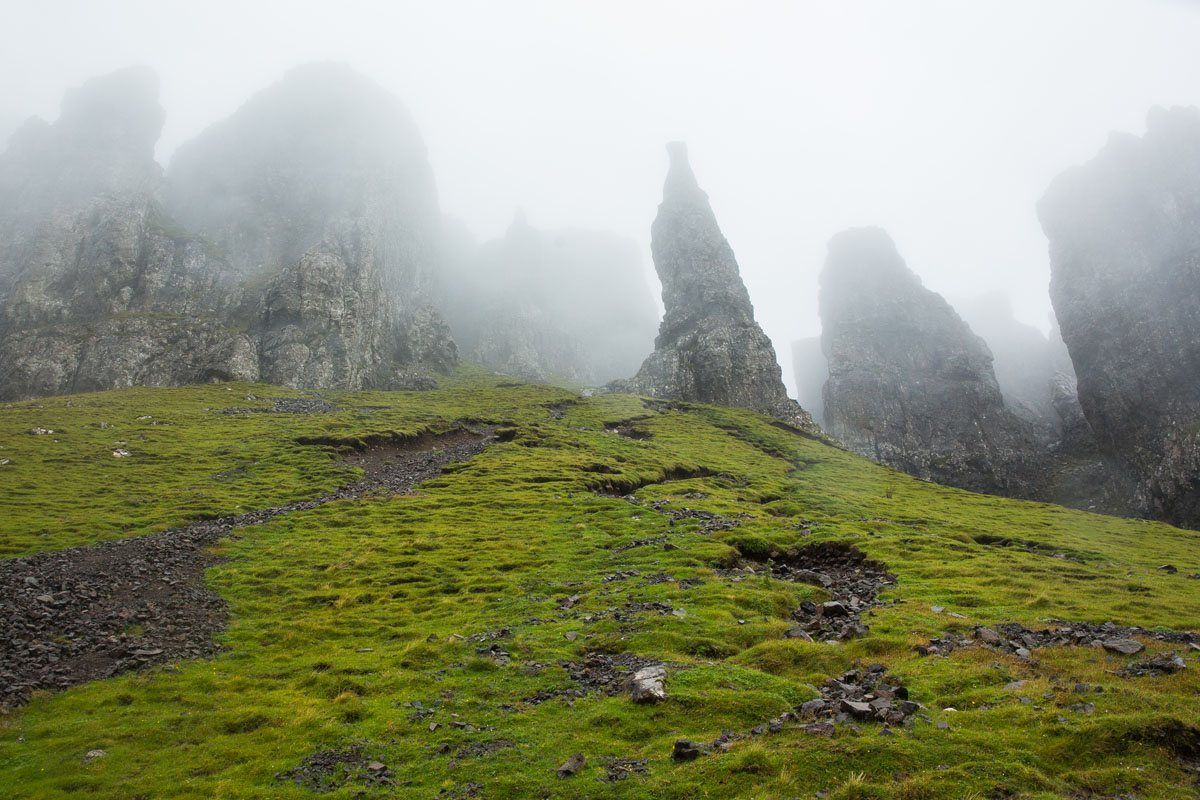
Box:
1038;106;1200;528
618;143;816;432
819;227;1049;498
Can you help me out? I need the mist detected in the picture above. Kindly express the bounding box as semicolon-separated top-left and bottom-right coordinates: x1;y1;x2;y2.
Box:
3;1;1199;395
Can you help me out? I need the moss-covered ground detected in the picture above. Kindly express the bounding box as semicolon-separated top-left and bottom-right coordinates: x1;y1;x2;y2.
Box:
1;371;1198;799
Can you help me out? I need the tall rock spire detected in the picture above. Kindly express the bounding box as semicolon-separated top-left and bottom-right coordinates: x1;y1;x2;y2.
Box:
622;143;814;430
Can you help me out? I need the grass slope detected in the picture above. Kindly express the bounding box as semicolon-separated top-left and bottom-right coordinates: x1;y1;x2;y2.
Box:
1;371;1199;799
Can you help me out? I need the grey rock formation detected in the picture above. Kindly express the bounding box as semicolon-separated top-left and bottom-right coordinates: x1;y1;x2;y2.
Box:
1039;106;1200;527
441;213;658;385
955;292;1065;426
622;143;814;430
168;62;455;390
0;67;256;400
791;336;828;428
819;227;1046;496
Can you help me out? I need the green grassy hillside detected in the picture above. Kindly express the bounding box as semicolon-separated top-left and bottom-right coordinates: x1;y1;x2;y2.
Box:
1;371;1198;799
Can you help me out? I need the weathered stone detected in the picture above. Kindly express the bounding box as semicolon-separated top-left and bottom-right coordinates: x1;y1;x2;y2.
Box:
628;665;667;703
556;753;586;778
1101;638;1144;655
618;143;815;431
1038;106;1200;527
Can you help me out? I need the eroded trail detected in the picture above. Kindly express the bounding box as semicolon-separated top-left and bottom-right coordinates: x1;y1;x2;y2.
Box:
0;426;495;709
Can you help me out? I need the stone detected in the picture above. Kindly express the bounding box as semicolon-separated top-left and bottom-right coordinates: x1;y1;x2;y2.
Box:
1038;105;1200;527
628;665;667;703
83;749;107;762
671;739;706;761
1101;638;1144;655
617;143;816;431
556;753;586;778
819;227;1049;498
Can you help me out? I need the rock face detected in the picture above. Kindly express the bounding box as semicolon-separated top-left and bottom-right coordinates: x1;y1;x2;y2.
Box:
622;143;813;430
1039;106;1200;527
441;213;657;385
0;67;256;399
955;292;1067;427
819;227;1046;496
168;62;455;390
0;63;456;400
791;336;828;428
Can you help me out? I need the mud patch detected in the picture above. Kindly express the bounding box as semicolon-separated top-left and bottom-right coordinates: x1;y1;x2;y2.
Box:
275;744;394;792
723;541;895;641
0;426;496;709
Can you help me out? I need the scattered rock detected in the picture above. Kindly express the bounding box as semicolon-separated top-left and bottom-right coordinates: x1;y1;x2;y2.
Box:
671;739;707;761
1119;652;1186;677
628;665;667;703
556;753;586;778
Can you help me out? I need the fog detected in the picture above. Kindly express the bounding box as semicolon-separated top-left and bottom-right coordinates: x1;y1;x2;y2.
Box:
3;0;1198;393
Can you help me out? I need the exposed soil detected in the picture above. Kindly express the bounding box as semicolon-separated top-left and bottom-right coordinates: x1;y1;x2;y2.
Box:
723;541;895;641
0;426;495;709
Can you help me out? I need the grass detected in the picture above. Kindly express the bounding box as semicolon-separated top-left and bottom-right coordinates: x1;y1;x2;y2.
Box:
1;368;1198;798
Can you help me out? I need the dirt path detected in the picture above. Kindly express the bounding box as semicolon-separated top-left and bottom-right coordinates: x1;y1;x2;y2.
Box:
0;426;495;709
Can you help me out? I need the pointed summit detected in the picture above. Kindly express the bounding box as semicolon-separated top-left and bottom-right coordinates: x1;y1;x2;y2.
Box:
620;145;815;431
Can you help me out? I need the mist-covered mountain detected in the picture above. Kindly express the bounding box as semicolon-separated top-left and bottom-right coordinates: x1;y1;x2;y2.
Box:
0;67;258;398
819;227;1048;497
440;212;658;385
0;64;665;399
1040;105;1200;527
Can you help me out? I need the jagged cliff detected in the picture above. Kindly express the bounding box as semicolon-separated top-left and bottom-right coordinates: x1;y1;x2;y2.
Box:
1039;106;1200;527
622;143;814;431
0;64;457;400
168;62;455;390
819;227;1047;497
0;67;256;399
440;213;657;385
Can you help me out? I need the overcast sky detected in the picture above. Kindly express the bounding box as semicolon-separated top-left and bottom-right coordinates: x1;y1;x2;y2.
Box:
3;0;1198;392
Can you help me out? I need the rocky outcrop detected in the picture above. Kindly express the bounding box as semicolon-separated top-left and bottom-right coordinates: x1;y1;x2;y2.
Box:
1039;106;1200;527
621;143;813;430
791;336;827;428
819;227;1047;497
0;63;458;400
441;213;657;385
0;67;256;400
168;62;455;389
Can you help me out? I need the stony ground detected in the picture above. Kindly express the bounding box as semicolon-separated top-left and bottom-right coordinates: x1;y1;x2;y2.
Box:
0;372;1199;799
